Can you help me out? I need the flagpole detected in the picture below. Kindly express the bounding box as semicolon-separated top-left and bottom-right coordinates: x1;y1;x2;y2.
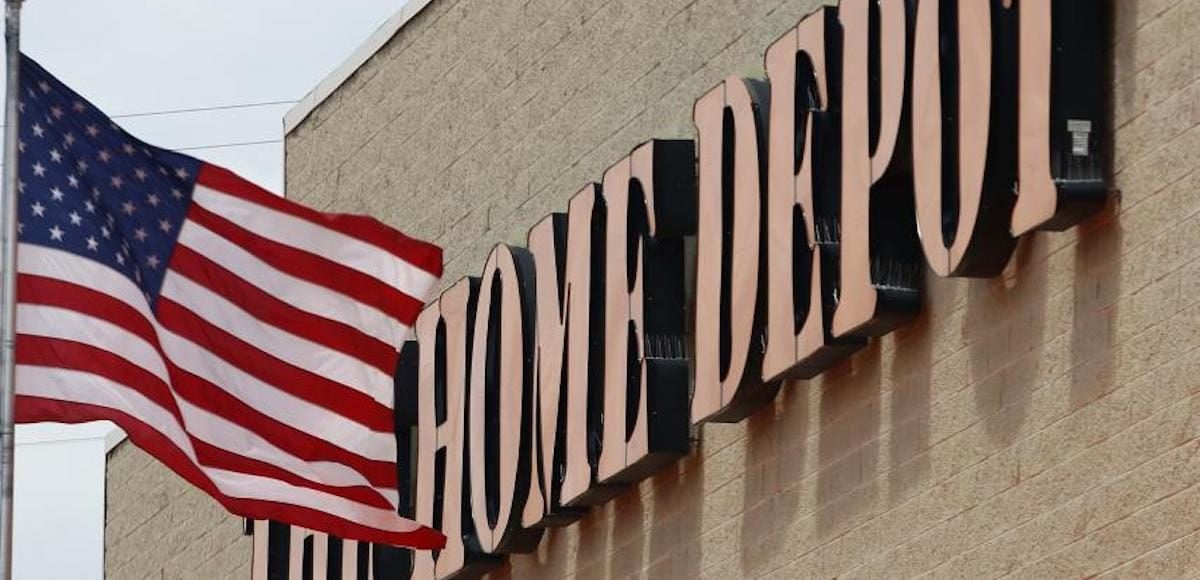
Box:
0;0;21;578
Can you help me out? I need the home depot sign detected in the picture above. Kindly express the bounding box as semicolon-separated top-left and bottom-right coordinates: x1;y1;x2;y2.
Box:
392;0;1107;576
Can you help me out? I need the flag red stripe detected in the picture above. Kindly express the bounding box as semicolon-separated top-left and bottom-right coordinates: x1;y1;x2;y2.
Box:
169;365;399;489
15;350;398;509
18;275;397;486
197;164;443;279
16;396;445;549
186;202;424;326
17;274;156;346
168;245;398;376
16;336;178;420
156;297;395;433
190;439;395;511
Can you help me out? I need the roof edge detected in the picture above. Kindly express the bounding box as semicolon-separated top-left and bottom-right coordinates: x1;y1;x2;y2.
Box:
284;0;436;135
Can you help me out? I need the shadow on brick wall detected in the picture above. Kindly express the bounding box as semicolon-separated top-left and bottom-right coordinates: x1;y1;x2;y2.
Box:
888;309;934;505
737;380;806;576
815;342;882;539
1069;208;1122;415
967;236;1048;448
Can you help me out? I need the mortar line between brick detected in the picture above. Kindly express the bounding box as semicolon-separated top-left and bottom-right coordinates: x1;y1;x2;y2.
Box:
990;445;1200;580
750;325;1200;579
832;341;1200;580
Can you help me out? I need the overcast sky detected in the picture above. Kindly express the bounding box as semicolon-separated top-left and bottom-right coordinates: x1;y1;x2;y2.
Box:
8;1;410;577
15;0;410;190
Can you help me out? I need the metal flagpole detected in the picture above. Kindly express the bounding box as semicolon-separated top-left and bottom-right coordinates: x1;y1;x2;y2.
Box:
0;0;21;578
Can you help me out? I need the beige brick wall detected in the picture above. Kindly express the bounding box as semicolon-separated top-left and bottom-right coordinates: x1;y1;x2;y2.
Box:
105;441;251;579
277;0;1200;578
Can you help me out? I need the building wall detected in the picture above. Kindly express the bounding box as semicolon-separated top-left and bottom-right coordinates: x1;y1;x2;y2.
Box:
276;0;1200;578
15;423;117;580
104;442;251;579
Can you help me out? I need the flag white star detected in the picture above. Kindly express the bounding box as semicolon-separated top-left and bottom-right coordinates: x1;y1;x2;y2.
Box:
146;255;160;269
67;175;79;188
134;228;148;242
147;193;160;207
98;150;112;164
115;252;125;265
85;124;100;137
37;80;50;94
50;106;64;120
86;236;99;251
31;123;44;138
16;222;22;235
92;188;102;201
134;168;148;182
122;143;136;155
17;181;25;194
30;201;46;217
171;188;183;200
50;188;64;201
76;160;89;173
100;226;111;239
31;162;46;177
49;149;62;163
72;101;85;113
159;218;172;233
84;200;96;213
63;133;76;147
110;175;124;189
48;225;64;241
122;201;137;215
175;167;190;180
68;211;82;226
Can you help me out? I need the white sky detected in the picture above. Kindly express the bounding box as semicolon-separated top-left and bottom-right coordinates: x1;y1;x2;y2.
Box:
7;1;410;577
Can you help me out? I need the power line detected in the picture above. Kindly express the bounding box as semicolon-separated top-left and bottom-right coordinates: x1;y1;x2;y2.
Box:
0;100;291;161
0;138;283;167
0;98;300;129
110;99;298;120
177;138;282;152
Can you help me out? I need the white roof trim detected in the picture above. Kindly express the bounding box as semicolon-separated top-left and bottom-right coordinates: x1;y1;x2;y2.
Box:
284;0;436;134
15;422;125;449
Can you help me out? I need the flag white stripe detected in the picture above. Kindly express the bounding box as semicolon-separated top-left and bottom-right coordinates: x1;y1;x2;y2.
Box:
16;305;396;502
205;468;421;533
157;327;397;463
17;365;194;460
17;366;418;534
177;398;400;506
193;185;438;300
18;244;150;319
16;303;169;384
177;221;406;346
161;272;394;405
18;247;397;463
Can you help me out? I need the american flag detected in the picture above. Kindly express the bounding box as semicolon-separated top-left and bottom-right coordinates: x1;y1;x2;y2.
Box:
11;55;445;549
